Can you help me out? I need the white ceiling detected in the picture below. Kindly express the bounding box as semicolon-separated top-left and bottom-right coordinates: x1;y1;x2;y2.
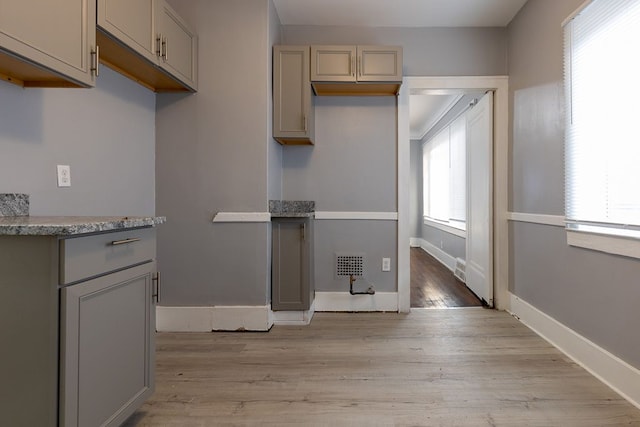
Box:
272;0;528;28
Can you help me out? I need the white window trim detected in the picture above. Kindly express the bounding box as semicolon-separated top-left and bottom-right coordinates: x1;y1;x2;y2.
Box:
423;216;466;239
566;226;640;260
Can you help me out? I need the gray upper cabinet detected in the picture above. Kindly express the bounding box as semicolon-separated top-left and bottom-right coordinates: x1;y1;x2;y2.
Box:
273;45;314;145
0;0;97;88
155;0;198;91
98;0;157;63
97;0;198;92
310;45;402;96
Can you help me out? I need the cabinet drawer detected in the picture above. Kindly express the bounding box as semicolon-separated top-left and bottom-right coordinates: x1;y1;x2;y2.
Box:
60;228;156;285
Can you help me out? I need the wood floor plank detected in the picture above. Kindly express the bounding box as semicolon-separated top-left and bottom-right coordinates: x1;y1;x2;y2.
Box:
123;310;640;426
410;247;482;308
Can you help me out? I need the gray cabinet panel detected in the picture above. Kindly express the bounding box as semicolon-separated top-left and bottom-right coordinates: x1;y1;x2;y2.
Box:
60;227;156;285
273;45;314;145
0;236;59;427
155;0;198;91
60;262;155;427
310;45;356;82
310;44;402;95
358;45;403;82
272;218;313;310
96;0;197;92
0;0;96;87
98;0;156;62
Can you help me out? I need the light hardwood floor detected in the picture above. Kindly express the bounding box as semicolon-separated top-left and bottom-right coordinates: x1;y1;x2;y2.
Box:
124;309;640;426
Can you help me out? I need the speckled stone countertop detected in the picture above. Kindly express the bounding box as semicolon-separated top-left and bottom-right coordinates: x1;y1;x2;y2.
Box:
269;200;315;217
0;216;166;236
0;194;29;216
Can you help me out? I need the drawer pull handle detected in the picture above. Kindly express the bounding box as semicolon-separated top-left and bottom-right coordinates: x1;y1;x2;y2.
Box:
152;272;161;304
110;238;141;246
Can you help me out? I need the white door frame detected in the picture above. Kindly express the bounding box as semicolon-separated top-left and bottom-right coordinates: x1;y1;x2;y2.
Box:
397;76;509;312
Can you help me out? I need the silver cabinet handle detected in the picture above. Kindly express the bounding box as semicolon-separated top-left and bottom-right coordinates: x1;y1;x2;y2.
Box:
152;272;161;303
110;237;141;246
156;34;163;57
91;45;99;77
358;56;362;77
351;56;355;77
162;36;168;61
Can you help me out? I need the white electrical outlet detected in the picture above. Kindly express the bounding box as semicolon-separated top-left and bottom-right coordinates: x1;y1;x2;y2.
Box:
382;257;391;272
57;165;71;187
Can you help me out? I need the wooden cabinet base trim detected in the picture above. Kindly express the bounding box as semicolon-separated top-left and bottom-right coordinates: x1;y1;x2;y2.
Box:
0;50;84;88
274;137;315;146
97;30;193;93
312;82;401;96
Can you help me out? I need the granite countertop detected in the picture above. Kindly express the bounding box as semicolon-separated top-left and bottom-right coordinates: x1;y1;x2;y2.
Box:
0;216;166;236
269;200;315;218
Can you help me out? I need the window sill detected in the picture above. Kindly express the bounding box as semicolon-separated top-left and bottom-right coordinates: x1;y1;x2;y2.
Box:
567;226;640;260
423;217;466;238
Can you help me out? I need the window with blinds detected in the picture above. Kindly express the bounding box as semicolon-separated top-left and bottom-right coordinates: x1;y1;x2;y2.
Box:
422;113;467;230
564;0;640;239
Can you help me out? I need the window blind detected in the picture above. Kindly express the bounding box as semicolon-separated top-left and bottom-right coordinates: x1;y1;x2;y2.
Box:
565;0;640;230
423;128;450;221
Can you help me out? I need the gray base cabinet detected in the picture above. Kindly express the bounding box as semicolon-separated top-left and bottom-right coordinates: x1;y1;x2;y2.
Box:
60;263;155;427
271;218;314;311
0;228;157;427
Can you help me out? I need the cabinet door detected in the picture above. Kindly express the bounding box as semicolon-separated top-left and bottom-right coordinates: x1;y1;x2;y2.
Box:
60;263;155;427
272;218;311;311
357;45;403;82
155;0;198;91
273;45;314;145
0;0;96;87
97;0;156;63
311;45;356;82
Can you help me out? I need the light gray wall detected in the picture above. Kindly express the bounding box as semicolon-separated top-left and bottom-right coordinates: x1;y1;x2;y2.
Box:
409;140;421;238
508;0;640;368
156;0;273;306
282;26;508;76
315;220;397;292
0;67;155;216
282;96;396;211
281;96;396;292
421;225;466;260
268;0;283;201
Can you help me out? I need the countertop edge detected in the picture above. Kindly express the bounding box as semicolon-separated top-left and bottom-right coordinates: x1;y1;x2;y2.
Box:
0;216;167;236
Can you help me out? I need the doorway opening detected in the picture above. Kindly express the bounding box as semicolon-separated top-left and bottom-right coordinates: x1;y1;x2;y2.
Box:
408;89;489;308
396;76;509;313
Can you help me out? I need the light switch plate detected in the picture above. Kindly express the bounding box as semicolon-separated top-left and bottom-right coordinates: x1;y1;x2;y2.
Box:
57;165;71;187
382;257;391;272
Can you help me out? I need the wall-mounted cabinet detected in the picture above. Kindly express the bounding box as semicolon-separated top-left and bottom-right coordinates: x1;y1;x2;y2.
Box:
310;45;402;95
273;45;314;145
0;0;97;88
97;0;198;92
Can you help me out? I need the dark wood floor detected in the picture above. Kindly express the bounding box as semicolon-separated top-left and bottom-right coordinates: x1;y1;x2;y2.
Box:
410;247;482;308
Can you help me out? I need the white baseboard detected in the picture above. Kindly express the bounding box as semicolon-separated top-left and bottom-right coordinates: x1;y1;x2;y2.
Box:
416;238;456;272
509;294;640;410
314;291;398;312
156;305;273;332
409;237;421;247
271;300;315;325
